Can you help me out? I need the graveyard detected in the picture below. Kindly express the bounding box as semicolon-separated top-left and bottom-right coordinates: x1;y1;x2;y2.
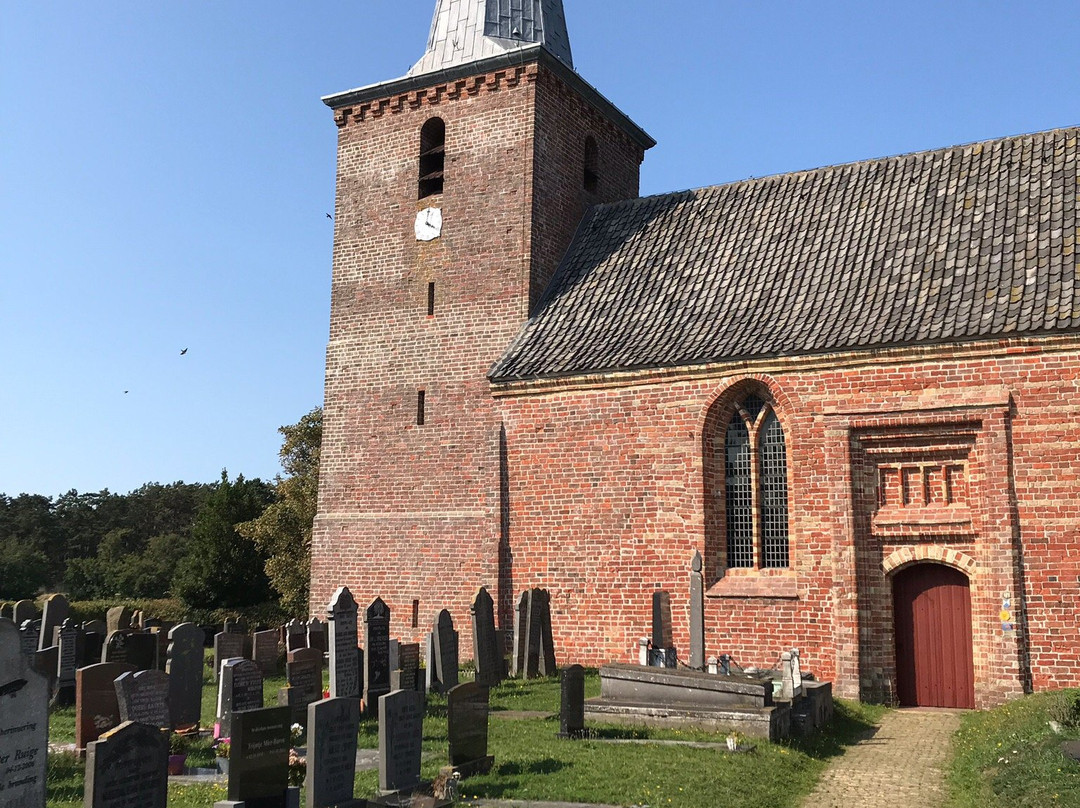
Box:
0;587;889;807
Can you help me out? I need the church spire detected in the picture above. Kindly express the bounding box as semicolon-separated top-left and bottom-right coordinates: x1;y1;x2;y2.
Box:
409;0;573;77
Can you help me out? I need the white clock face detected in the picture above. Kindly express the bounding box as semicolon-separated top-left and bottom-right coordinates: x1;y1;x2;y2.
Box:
415;207;443;241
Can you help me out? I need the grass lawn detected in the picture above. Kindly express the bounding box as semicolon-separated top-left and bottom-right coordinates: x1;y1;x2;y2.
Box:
46;653;885;807
948;689;1080;808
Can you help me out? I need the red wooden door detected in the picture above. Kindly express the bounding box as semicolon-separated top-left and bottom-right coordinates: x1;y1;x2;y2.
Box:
893;563;974;709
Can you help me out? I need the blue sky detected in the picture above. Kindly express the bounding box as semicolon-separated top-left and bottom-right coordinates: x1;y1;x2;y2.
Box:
2;1;1078;497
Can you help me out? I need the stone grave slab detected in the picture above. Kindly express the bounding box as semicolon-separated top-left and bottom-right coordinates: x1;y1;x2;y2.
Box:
0;620;49;806
115;669;171;729
279;648;323;725
286;619;308;653
536;589;557;677
446;681;493;777
253;629;280;675
84;720;168;808
32;645;58;696
167;622;205;730
307;618;327;655
214;631;248;682
12;599;35;626
652;590;674;648
363;597;391;714
689;550;705;670
218;659;264;739
38;592;68;652
559;665;586;738
106;606;133;635
379;689;425;795
19;619;39;656
55;618;80;706
471;587;502;687
307;697;363;808
397;643;420;692
433;610;458;692
228;705;291;807
511;591;527;678
523;589;542;679
328;586;359;700
75;662;136;753
425;632;439;693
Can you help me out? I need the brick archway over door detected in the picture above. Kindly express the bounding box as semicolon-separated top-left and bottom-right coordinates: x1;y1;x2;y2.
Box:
892;563;975;709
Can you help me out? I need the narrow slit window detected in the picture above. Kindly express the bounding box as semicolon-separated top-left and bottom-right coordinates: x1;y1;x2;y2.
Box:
416;390;426;426
419;118;445;199
583;136;599;193
411;599;419;628
427;282;435;316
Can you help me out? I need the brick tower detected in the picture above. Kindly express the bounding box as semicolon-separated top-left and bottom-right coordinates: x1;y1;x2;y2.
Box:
311;0;654;649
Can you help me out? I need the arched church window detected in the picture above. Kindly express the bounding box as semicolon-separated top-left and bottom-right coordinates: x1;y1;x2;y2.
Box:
419;117;445;199
583;136;599;193
722;393;789;569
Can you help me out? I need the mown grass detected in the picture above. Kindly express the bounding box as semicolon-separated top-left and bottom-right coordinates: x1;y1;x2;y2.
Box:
948;689;1080;808
47;656;884;807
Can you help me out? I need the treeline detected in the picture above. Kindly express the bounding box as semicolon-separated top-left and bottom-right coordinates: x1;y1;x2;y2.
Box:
0;408;321;616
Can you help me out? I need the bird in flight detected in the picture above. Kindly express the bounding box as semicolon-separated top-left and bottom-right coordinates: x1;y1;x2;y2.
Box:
326;213;333;220
180;348;188;356
124;390;129;394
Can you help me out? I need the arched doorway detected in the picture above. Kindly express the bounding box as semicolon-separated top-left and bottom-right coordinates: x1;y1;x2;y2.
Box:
892;562;975;708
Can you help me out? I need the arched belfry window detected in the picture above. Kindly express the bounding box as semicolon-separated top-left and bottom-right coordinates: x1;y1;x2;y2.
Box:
419;117;445;199
583;136;599;193
721;393;789;569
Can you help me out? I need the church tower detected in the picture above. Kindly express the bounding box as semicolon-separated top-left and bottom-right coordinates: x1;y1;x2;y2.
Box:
311;0;654;646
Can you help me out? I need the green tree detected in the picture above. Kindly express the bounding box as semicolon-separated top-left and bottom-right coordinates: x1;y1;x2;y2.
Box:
237;407;321;615
0;537;50;599
172;470;277;609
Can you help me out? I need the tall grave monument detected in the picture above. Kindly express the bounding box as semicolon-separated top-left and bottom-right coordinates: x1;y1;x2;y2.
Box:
362;597;391;714
328;586;360;700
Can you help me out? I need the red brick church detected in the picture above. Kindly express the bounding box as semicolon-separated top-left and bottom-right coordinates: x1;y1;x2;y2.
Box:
310;0;1080;710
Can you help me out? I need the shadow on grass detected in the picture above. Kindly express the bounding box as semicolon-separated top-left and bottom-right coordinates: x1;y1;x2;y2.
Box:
787;700;884;760
496;757;567;775
46;751;84;804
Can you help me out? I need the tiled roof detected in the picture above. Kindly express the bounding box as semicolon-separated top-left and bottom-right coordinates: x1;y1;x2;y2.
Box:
490;127;1080;382
409;0;572;77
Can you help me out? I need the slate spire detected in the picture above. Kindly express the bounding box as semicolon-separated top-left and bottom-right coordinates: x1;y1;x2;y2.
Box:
409;0;573;76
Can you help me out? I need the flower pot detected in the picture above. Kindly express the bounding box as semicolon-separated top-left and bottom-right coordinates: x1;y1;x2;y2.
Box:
216;757;229;775
168;754;186;776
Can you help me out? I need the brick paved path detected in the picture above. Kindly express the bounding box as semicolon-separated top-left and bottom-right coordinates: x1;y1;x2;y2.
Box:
803;709;961;808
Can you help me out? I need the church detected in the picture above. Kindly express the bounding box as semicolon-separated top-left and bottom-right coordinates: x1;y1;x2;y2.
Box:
310;0;1080;710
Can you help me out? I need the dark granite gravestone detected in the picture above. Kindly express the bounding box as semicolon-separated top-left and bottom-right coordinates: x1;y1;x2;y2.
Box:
12;599;35;627
75;661;136;753
689;550;705;670
286;619;308;653
652;590;673;648
84;720;168;808
537;589;557;677
558;665;586;738
363;597;391;714
104;630;158;671
446;681;493;777
523;589;543;678
106;606;134;635
166;622;205;730
328;586;360;700
433;610;459;692
378;689;425;795
253;629;280;675
226;705;291;808
511;590;528;678
307;618;327;655
218;659;265;739
81;630;106;668
279;648;323;724
146;626;169;671
114;669;171;729
0;620;49;806
32;644;59;696
55;618;80;706
307;697;363;808
103;630;131;664
20;618;39;656
83;619;107;635
471;587;502;687
38;592;68;651
397;642;420;693
214;631;248;682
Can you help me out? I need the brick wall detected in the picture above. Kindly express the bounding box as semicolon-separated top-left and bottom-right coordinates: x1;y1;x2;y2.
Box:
494;338;1080;708
312;57;644;655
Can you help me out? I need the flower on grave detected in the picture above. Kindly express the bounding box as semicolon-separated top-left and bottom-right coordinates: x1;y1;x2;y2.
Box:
93;714;113;730
288;750;307;786
290;723;305;747
215;738;231;759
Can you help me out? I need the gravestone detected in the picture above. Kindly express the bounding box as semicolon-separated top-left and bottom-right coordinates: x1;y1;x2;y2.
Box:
38;592;68;651
307;697;363;808
253;629;280;675
523;589;543;678
103;630;131;663
0;620;49;806
84;720;168;808
433;610;459;692
106;606;133;635
378;689;425;795
558;665;586;739
446;681;493;777
225;705;291;808
363;597;391;714
19;619;39;656
32;645;59;695
55;618;80;706
167;622;205;730
115;669;171;729
13;599;35;626
279;648;323;725
307;618;327;655
425;632;439;692
214;631;248;682
511;591;528;678
286;619;308;653
75;661;136;753
104;630;158;671
471;587;502;687
689;550;705;670
0;603;9;620
217;659;264;739
146;626;169;671
396;642;420;693
328;587;360;700
82;630;106;669
83;619;108;635
537;588;557;676
649;590;677;668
